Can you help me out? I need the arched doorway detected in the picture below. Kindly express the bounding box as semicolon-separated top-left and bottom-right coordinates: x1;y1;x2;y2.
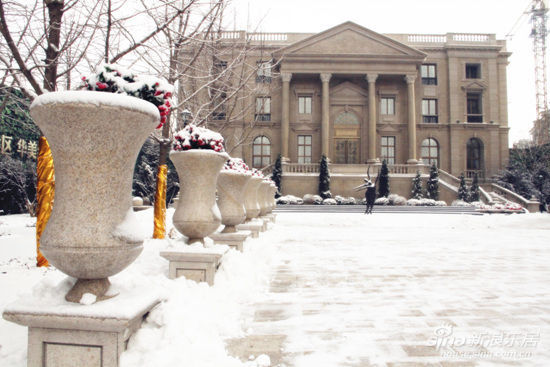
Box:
333;111;360;164
466;138;483;177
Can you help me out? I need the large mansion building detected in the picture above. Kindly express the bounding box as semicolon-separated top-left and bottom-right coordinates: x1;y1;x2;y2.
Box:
201;22;511;200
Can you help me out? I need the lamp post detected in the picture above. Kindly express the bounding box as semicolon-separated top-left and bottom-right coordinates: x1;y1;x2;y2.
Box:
181;108;192;127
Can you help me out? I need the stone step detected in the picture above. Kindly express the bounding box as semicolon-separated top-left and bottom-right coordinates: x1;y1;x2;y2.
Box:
274;205;479;214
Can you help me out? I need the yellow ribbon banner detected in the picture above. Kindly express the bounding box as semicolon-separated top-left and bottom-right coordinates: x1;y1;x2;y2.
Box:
153;164;168;239
36;136;54;267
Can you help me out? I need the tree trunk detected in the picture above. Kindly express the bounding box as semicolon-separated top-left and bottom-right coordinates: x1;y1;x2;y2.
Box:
44;0;64;91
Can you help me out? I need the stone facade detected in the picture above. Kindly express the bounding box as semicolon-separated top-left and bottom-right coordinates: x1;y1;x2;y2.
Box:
197;22;510;198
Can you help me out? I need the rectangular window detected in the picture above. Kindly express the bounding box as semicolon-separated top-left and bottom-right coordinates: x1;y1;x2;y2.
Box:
212;92;227;121
298;96;312;114
467;93;483;122
381;136;396;165
380;97;395;115
422;99;438;123
255;96;271;121
466;63;481;79
256;60;272;83
421;64;437;85
297;135;312;163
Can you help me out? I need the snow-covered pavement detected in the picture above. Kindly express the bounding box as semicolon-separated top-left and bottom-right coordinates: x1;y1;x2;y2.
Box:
233;213;550;367
1;211;550;367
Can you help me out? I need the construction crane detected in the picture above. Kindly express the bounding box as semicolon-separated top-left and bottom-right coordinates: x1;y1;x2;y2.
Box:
530;0;550;145
507;0;550;145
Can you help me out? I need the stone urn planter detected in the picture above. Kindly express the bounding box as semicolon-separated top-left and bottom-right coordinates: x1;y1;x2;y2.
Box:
244;176;263;220
30;91;159;302
171;149;229;244
258;181;271;216
268;184;277;213
217;170;251;233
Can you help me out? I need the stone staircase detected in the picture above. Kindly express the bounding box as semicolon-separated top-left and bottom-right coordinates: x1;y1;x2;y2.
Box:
274;204;480;215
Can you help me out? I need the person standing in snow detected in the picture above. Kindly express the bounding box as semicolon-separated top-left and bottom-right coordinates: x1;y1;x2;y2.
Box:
364;179;377;214
354;167;379;214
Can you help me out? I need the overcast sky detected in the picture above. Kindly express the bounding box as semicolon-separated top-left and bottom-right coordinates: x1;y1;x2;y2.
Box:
228;0;541;146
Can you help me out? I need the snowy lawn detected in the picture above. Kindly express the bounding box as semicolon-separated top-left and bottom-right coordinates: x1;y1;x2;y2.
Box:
1;210;550;367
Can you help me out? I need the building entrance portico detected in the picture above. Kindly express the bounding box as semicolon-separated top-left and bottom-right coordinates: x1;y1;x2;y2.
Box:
334;139;359;164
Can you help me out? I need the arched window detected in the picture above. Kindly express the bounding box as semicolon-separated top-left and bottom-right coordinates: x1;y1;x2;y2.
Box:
334;111;359;125
467;138;483;170
421;138;439;167
252;136;271;168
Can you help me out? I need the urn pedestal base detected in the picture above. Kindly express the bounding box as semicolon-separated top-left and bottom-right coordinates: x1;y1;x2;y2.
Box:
2;290;160;367
263;213;276;223
209;230;251;252
160;246;229;286
236;220;263;238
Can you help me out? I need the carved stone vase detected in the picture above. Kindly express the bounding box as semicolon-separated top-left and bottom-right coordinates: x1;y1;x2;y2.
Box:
30;91;159;302
244;176;263;220
268;184;277;213
258;181;271;216
217;171;251;233
171;149;229;244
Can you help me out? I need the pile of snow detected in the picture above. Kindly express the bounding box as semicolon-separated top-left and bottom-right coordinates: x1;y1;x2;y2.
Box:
322;198;337;205
0;209;279;367
276;195;303;205
302;194;323;205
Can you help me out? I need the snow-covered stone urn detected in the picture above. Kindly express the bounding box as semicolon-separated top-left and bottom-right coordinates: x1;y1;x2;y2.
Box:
258;181;271;216
244;175;263;220
171;125;229;244
217;159;252;233
268;184;277;212
29;91;159;302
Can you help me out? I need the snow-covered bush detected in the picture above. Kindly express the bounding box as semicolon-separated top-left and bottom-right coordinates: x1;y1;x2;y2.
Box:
276;195;303;205
334;196;357;205
81;64;173;129
388;194;407;206
419;198;436;206
375;197;389;205
435;200;447;206
452;199;472;207
303;194;323;205
323;198;337;205
223;158;250;173
406;198;421;206
173;124;225;152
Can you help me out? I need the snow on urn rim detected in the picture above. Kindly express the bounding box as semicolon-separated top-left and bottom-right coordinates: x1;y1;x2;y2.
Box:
30;90;160;120
169;149;229;160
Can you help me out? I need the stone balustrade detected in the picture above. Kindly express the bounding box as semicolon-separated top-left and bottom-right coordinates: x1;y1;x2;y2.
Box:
215;31;496;47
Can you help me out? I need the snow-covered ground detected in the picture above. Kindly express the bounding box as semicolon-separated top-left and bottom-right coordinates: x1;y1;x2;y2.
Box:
1;210;550;366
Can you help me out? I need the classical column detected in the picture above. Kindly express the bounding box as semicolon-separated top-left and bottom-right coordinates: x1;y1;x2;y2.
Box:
366;74;379;163
281;72;292;160
320;73;332;158
405;74;418;164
